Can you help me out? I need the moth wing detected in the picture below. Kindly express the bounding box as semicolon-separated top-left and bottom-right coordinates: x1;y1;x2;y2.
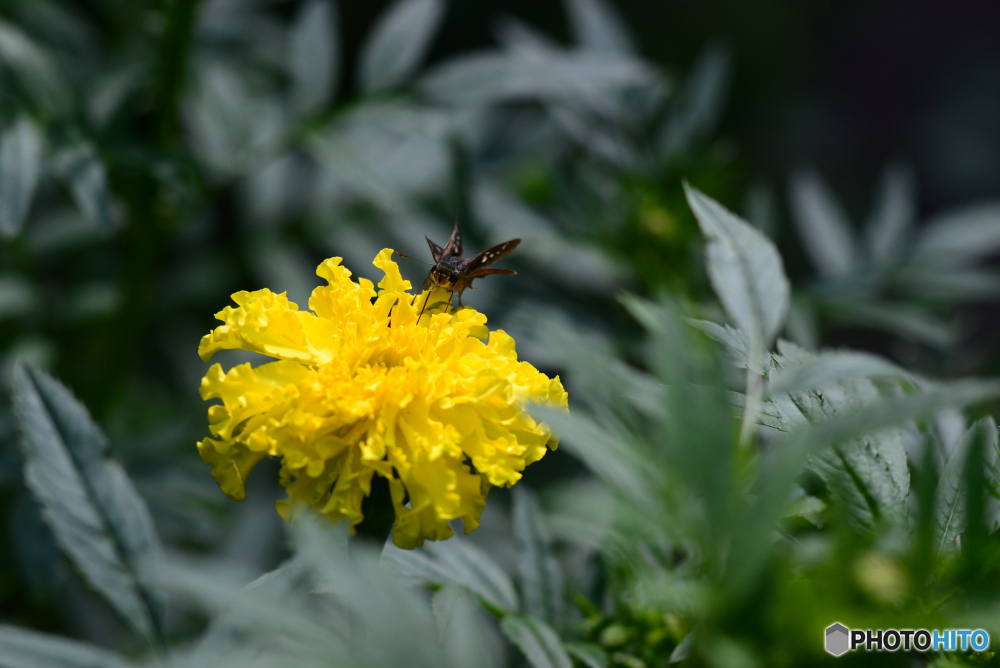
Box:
442;219;462;257
425;236;445;263
466;239;521;273
466;267;516;279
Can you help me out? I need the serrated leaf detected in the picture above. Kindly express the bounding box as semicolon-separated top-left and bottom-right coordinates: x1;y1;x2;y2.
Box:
768;350;914;395
500;615;572;668
563;0;634;54
789;168;857;277
384;534;519;614
564;642;608;668
0;624;134;668
768;353;911;527
729;377;1000;598
685;183;790;353
10;492;64;601
684;318;756;371
865;164;914;263
0;116;43;237
936;419;997;554
422;537;519;613
12;363;163;645
512;487;563;627
289;0;338;117
358;0;445;94
52;143;116;231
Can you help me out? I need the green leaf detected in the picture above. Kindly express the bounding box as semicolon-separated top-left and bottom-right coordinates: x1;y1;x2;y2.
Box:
564;0;634;54
358;0;445;94
564;642;609;668
531;406;654;508
661;44;731;154
512;486;563;626
0;116;43;237
500;615;573;668
288;0;338;117
185;555;314;666
768;348;915;395
0;624;134;668
432;586;501;668
913;202;1000;264
0;20;71;115
789;168;857;277
684;318;756;371
52;143;116;232
769;349;911;527
422;537;520;613
12;363;164;645
420;51;654;107
727;378;1000;597
936;419;997;554
10;492;65;601
865;163;914;263
828;299;958;349
685;183;790;353
385;533;519;614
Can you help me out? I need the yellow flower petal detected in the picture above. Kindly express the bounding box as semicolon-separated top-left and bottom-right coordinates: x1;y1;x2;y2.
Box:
197;249;567;548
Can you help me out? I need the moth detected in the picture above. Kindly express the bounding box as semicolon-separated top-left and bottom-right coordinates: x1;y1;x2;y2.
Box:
398;220;520;313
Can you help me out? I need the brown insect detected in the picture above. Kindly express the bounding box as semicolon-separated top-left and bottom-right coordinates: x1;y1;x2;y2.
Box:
398;220;520;314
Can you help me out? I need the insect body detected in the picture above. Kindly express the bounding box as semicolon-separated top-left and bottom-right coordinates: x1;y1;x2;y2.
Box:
412;220;520;311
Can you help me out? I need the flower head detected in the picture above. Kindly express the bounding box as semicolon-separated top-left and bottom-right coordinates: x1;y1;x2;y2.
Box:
197;249;567;548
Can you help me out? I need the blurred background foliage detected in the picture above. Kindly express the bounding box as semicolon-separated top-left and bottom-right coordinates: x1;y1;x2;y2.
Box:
1;0;1000;667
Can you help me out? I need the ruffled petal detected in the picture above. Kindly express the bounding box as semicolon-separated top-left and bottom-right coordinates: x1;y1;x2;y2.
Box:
198;248;567;549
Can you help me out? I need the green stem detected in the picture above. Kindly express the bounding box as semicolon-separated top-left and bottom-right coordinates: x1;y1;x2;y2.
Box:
94;0;202;414
155;0;201;147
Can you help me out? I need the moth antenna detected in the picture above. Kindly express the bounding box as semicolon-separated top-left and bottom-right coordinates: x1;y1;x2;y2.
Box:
394;251;433;266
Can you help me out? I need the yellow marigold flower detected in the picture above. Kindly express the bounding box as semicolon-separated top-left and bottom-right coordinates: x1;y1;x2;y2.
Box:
197;249;567;549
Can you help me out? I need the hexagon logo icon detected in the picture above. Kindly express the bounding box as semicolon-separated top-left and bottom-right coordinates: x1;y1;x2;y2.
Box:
825;622;850;657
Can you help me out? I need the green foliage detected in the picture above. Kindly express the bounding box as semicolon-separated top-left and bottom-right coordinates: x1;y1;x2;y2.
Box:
0;1;999;667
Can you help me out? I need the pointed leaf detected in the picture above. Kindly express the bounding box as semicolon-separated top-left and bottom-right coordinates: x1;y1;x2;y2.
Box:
358;0;445;94
865;164;914;262
768;350;915;395
512;487;563;627
914;202;1000;264
685;183;790;351
563;0;634;54
0;116;43;237
936;419;997;554
500;615;572;668
289;0;339;117
660;44;731;154
423;538;519;613
12;363;163;645
789;168;856;276
52;143;116;231
564;642;608;668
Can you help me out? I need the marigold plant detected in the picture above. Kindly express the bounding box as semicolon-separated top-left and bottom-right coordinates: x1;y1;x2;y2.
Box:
196;249;567;548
